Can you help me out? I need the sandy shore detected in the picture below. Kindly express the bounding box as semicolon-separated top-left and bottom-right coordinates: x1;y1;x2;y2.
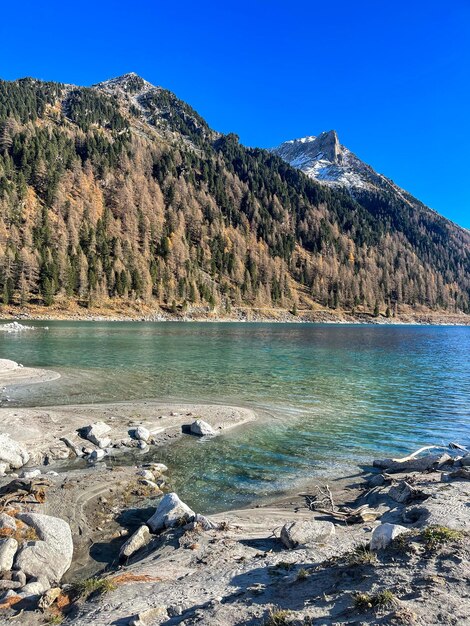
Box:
0;358;60;388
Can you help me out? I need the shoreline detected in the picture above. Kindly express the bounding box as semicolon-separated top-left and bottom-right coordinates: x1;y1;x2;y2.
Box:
0;360;469;624
1;304;469;326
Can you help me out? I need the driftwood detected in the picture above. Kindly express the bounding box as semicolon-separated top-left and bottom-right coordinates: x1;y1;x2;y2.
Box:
313;504;381;524
374;452;453;474
0;478;51;508
391;445;446;463
300;485;381;524
375;443;466;474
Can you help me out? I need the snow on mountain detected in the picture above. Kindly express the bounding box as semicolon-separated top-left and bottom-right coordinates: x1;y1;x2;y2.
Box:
271;130;388;192
94;72;156;95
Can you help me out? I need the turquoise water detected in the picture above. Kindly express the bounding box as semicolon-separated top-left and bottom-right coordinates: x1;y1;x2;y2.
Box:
1;322;469;512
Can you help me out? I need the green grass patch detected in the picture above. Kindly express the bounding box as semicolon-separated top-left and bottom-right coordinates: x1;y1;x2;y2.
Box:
264;607;291;625
421;525;464;549
71;576;117;601
354;589;397;611
347;543;377;565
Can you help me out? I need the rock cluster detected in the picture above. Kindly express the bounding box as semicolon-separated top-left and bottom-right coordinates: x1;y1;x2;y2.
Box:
0;512;73;605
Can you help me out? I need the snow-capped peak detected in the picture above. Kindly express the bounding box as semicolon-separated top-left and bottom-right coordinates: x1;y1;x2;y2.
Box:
94;72;156;95
271;131;379;191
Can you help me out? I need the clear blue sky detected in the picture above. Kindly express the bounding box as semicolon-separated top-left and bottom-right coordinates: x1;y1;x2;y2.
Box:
1;1;469;227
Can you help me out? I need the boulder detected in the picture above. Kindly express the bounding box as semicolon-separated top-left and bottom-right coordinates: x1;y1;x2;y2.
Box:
0;513;17;531
119;525;151;559
0;538;18;571
84;422;112;448
280;520;335;549
189;419;216;437
0;434;29;470
14;513;73;585
87;449;107;463
370;522;409;550
460;454;470;467
147;493;195;532
134;426;150;442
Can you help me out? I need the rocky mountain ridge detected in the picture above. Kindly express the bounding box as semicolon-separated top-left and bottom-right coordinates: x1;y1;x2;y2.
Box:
0;73;468;316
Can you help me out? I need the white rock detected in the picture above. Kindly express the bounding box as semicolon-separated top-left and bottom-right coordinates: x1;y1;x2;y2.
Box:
0;538;18;571
15;513;73;585
119;525;151;559
0;434;29;470
149;463;168;473
280;520;335;549
134;426;150;442
85;422;112;449
147;493;195;532
189;419;216;437
0;462;8;476
137;469;155;481
21;468;41;479
370;523;409;550
87;449;106;463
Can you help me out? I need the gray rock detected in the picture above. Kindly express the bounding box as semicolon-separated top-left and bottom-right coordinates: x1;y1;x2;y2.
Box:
119;525;151;559
0;434;29;470
134;426;150;442
0;513;17;531
0;538;18;571
129;607;167;626
0;462;8;476
388;481;428;504
137;440;148;450
60;437;84;457
15;513;73;585
190;419;216;437
368;473;387;487
460;454;470;467
11;570;26;586
280;520;335;549
370;522;409;550
19;577;49;598
147;493;195;532
0;579;22;590
84;421;112;448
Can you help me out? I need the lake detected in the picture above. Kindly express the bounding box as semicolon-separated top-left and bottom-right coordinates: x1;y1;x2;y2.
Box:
1;322;469;512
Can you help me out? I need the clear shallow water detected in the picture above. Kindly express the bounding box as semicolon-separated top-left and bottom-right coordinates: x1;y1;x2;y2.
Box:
1;321;469;512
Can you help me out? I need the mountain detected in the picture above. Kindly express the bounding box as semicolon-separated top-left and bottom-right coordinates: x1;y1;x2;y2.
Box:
0;74;468;318
271;131;387;190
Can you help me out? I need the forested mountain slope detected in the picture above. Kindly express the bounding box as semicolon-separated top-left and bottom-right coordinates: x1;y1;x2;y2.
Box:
0;73;468;316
